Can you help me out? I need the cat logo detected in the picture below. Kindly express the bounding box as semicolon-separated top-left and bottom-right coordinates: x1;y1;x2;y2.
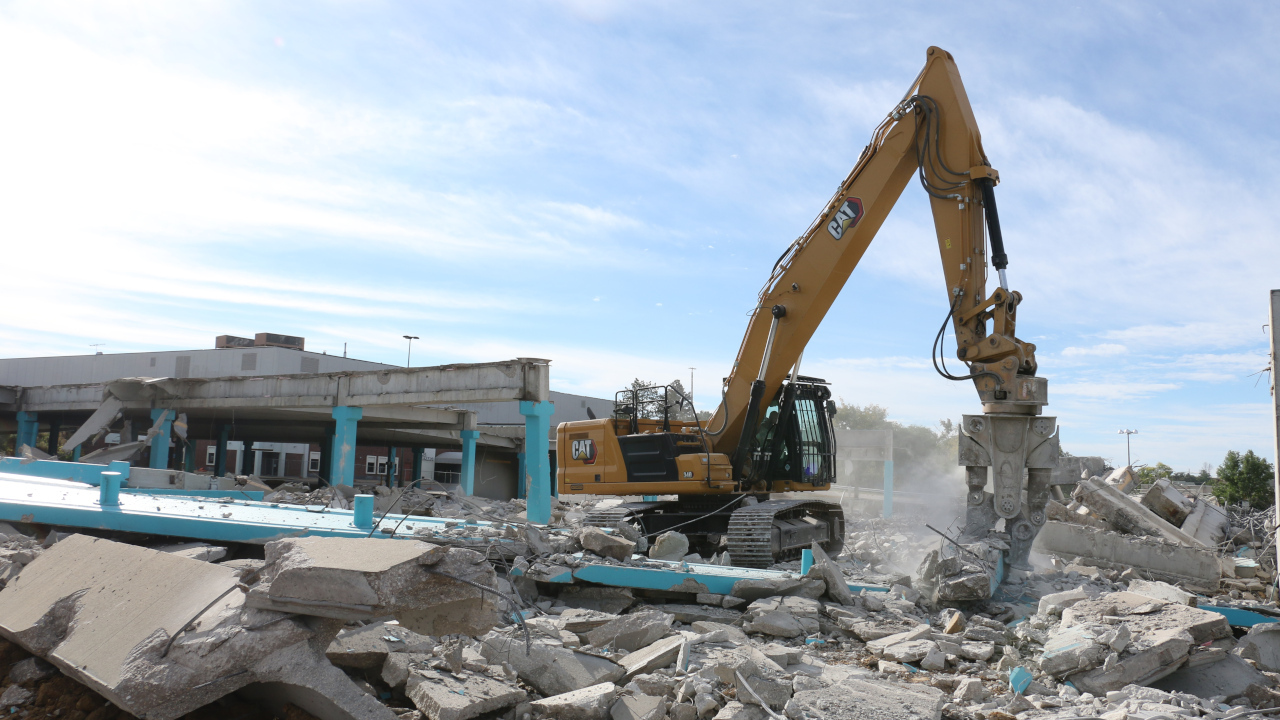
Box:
826;196;864;240
571;438;598;465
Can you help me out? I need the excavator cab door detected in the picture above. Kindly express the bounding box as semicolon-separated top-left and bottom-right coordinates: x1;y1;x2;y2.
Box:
750;379;835;488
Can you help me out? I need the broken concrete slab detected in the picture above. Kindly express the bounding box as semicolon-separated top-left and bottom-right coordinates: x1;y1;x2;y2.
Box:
789;674;945;720
325;621;436;669
1073;477;1202;547
618;635;684;679
381;651;434;688
1150;653;1266;698
406;667;526;720
531;682;617;720
1063;592;1230;646
560;586;636;614
0;534;396;720
648;604;741;625
1046;499;1112;530
1235;621;1280;672
1181;499;1231;547
479;632;624;696
743;611;803;638
1141;479;1195;526
729;577;824;602
611;694;665;720
1127;579;1196;607
586;610;674;651
1033;521;1221;588
155;542;228;562
1037;587;1090;617
247;536;501;636
805;541;855;607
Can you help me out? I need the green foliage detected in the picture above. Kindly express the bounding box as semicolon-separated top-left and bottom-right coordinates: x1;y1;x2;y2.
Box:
624;378;697;421
831;400;959;488
1136;462;1173;484
1212;450;1275;509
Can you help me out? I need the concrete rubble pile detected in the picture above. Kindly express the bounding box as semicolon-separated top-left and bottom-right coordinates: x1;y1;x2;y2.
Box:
2;485;1280;720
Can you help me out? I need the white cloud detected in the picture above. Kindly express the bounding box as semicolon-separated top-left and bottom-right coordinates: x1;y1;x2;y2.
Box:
1061;343;1128;357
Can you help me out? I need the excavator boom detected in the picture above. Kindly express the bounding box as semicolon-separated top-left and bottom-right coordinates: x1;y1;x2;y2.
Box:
708;46;1040;457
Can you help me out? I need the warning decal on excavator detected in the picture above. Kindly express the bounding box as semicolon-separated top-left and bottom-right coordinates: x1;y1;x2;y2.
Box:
571;438;598;465
827;196;864;239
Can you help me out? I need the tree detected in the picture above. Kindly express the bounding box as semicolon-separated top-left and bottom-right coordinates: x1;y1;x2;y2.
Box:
1212;450;1275;509
830;399;960;489
1136;462;1173;485
623;378;698;421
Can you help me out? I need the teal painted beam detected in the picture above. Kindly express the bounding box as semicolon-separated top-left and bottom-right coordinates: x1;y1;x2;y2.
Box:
0;471;515;545
329;406;362;486
149;409;173;470
1202;605;1280;628
0;458;132;485
509;556;888;596
520;401;555;524
15;412;38;452
460;430;478;496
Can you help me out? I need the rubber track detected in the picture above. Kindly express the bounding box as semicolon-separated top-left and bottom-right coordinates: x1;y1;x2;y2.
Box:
583;501;672;529
726;499;845;569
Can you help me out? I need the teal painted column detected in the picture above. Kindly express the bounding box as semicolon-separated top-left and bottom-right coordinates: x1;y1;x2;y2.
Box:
459;430;479;496
329;406;363;486
149;409;173;470
801;548;814;575
183;439;196;472
214;425;229;477
387;447;398;488
71;446;81;462
15;412;38;453
519;401;555;524
516;451;526;499
412;447;424;488
882;459;894;519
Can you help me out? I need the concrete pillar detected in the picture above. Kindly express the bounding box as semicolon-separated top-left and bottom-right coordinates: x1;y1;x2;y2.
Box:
47;418;61;456
214;425;229;477
149;409;173;470
412;447;424;487
71;446;81;462
353;494;374;530
239;439;254;475
882;459;894;519
460;430;479;496
320;428;334;485
329;406;362;487
183;438;196;472
800;548;814;575
516;451;526;499
387;446;398;488
1270;289;1280;581
99;471;122;506
14;412;38;453
520;401;555;524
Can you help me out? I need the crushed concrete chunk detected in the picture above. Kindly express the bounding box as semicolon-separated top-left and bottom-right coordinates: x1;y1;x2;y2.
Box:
730;577;824;602
1127;579;1195;607
1038;587;1089;617
611;694;665;720
743;610;803;638
619;635;685;679
0;534;396;720
531;682;617;720
480;632;624;696
248;536;501;636
1237;622;1280;672
649;531;690;561
586;609;674;651
326;621;437;669
381;652;434;688
1140;479;1194;526
792;674;944;720
580;527;637;561
407;667;526;720
560;586;636;614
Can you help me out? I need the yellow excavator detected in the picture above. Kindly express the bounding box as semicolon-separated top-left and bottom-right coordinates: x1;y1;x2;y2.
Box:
557;47;1058;569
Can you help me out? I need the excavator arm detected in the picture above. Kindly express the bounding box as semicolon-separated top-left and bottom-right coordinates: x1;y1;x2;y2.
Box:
707;46;1042;459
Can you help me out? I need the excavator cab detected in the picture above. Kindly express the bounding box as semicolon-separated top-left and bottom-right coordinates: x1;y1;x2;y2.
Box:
747;377;837;490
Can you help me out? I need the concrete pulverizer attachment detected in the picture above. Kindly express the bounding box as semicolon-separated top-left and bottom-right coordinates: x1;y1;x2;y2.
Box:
958;410;1059;570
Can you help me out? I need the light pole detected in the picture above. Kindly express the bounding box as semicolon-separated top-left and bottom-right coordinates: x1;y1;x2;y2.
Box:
1118;429;1138;467
403;335;419;367
688;368;695;397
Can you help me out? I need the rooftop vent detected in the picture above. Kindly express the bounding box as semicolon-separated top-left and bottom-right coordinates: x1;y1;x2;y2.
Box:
216;335;255;349
255;333;305;350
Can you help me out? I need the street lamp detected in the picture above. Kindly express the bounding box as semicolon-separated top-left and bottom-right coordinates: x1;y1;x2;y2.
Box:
1117;429;1138;467
403;335;419;367
688;367;695;397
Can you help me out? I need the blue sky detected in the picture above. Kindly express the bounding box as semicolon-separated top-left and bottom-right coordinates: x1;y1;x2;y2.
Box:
1;2;1276;472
